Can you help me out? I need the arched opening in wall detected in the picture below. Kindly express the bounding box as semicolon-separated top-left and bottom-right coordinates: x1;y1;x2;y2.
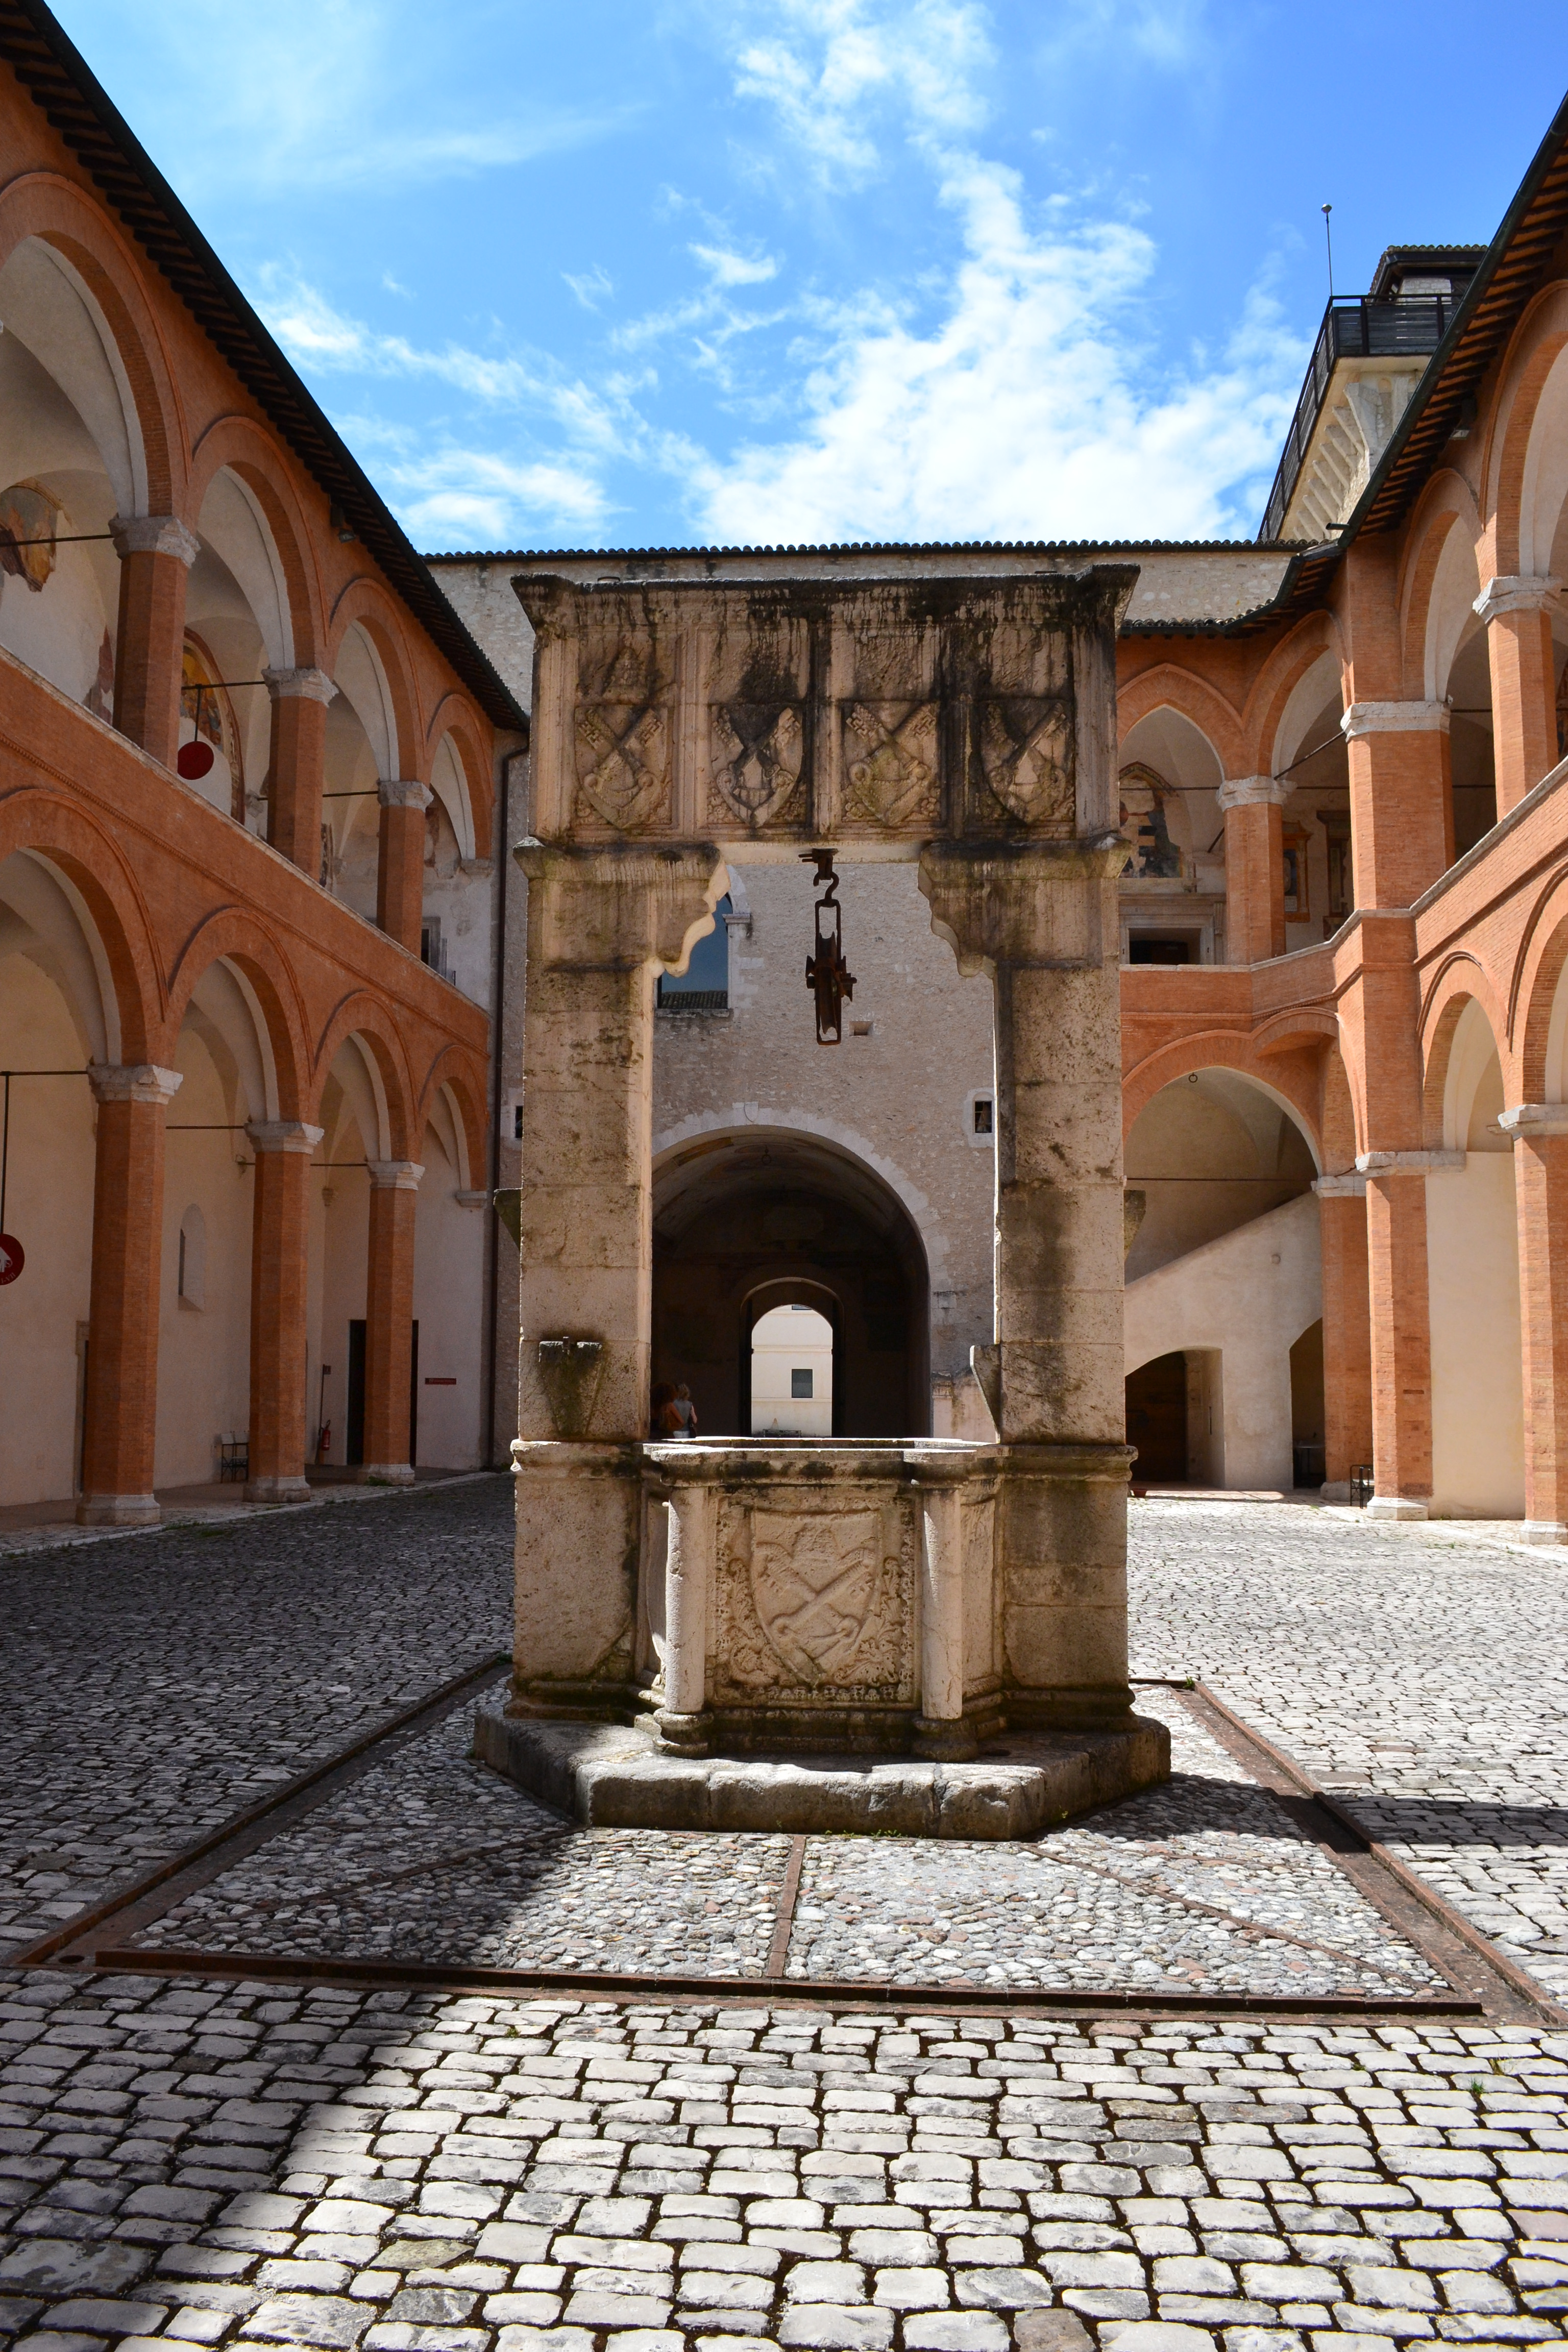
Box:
747;1293;836;1435
0;848;110;1507
313;1036;386;1469
182;469;294;835
1271;654;1352;944
1428;997;1524;1515
421;735;484;998
1126;1068;1318;1280
324;626;397;919
1517;344;1568;780
1125;1348;1222;1488
1446;624;1496;856
653;1128;930;1438
0;238;138;721
1116;709;1224;964
1290;1319;1325;1487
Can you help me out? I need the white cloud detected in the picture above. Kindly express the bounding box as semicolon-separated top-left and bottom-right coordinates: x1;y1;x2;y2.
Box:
386;451;610;546
732;0;993;185
564;265;615;311
688;150;1304;545
691;244;779;286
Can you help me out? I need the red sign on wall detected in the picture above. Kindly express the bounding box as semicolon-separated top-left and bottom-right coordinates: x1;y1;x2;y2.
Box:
0;1234;23;1285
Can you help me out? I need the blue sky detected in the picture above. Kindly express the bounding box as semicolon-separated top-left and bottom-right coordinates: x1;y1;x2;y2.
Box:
53;0;1568;553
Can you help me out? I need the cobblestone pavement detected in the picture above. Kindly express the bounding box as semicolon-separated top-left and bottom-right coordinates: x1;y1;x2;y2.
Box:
1;1972;1565;2352
127;1699;1440;2000
1128;1501;1568;2006
0;1480;513;1961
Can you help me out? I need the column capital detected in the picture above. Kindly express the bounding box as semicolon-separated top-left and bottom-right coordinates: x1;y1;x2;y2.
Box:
246;1120;325;1156
378;778;433;811
1313;1171;1367;1198
109;513;200;567
1216;773;1290;811
366;1158;424;1190
1500;1103;1568;1139
1474;574;1561;625
452;1188;489;1209
264;666;337;705
1356;1147;1464;1175
88;1063;183;1107
917;838;1123;973
1341;700;1450;740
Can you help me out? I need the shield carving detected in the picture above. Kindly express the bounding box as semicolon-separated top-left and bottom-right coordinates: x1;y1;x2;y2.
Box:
843;700;940;827
710;702;803;826
750;1508;885;1684
978;696;1073;827
574;700;671;831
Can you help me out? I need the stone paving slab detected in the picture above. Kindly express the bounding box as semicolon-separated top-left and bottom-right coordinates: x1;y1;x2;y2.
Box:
118;1697;1443;2003
1127;1501;1568;2007
1;1970;1566;2352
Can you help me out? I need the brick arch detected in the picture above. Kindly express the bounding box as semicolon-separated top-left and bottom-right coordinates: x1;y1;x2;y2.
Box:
164;905;312;1121
1508;863;1568;1101
1121;1029;1323;1160
310;990;417;1158
1321;1040;1358;1173
1420;956;1512;1145
1481;280;1568;575
425;697;493;860
0;173;183;515
1240;610;1346;777
1398;486;1483;702
0;786;162;1060
1115;663;1245;776
326;580;426;782
188;417;326;668
418;1043;488;1185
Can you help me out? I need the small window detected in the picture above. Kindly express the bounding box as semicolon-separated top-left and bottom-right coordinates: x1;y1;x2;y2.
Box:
1128;937;1192;965
973;1097;993;1136
513;1105;524;1141
791;1367;813;1399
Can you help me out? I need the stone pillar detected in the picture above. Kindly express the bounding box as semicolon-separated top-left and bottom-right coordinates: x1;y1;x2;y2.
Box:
1355;1150;1457;1518
264;668;335;871
244;1120;324;1504
1341;701;1454;908
911;1461;969;1758
1475;577;1561;815
509;841;724;1717
1500;1104;1568;1539
110;516;199;767
377;780;431;951
1314;1172;1373;1501
78;1063;183;1526
1217;774;1289;963
362;1158;422;1483
657;1480;716;1750
920;840;1133;1730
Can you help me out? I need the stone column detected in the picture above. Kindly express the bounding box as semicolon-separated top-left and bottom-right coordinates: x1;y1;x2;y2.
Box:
509;841;724;1718
1475;577;1561;815
377;780;431;952
1217;774;1289;963
1355;1150;1461;1518
1314;1172;1373;1501
110;516;199;767
78;1063;183;1526
362;1158;422;1483
1500;1104;1568;1539
920;840;1133;1730
910;1457;970;1758
1340;701;1454;908
657;1478;716;1750
245;1120;324;1504
263;668;335;871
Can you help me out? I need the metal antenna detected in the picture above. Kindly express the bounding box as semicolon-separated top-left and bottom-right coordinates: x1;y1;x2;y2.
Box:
1322;203;1334;300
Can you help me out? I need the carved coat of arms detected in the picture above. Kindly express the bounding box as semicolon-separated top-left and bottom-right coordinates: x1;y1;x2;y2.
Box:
749;1508;886;1684
843;701;940;827
710;702;803;827
977;697;1073;827
574;700;671;831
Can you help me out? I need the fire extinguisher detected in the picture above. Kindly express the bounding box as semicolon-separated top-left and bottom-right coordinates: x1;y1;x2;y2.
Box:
315;1420;331;1465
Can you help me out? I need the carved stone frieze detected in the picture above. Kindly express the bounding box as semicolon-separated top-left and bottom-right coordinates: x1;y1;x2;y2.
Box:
976;696;1074;829
842;700;941;828
708;701;804;829
714;1488;914;1703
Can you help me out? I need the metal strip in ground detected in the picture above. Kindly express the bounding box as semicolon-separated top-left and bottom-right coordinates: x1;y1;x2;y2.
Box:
765;1834;806;1977
69;1943;1482;2017
10;1650;510;1966
1185;1680;1568;2024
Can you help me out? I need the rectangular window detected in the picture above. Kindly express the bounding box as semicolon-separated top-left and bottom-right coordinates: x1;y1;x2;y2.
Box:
791;1368;813;1399
973;1097;993;1136
1128;937;1192;965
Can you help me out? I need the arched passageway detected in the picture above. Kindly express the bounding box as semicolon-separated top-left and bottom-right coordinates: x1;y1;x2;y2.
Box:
652;1127;930;1438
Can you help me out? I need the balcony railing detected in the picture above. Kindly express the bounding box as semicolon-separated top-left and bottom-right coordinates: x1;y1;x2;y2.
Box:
1259;295;1462;544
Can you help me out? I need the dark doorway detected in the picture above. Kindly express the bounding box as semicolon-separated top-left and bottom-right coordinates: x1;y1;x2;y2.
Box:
653;1130;929;1436
1126;1350;1188;1482
346;1319;419;1467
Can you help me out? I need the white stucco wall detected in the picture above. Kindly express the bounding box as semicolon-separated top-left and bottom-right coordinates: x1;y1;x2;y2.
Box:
1427;1156;1526;1517
412;1127;486;1469
1124;1191;1322;1491
152;1028;253;1489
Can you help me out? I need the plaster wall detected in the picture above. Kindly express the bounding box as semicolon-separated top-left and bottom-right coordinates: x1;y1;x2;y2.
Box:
152;1027;253;1489
0;958;94;1505
652;859;997;1393
1427;1155;1526;1517
412;1128;486;1468
750;1304;834;1436
1124;1191;1322;1491
317;1172;370;1469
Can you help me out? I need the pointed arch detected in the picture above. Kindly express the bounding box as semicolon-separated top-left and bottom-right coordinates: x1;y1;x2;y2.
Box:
188;416;327;669
310;989;416;1157
1115;663;1245;777
0;786;161;1058
164;905;311;1120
